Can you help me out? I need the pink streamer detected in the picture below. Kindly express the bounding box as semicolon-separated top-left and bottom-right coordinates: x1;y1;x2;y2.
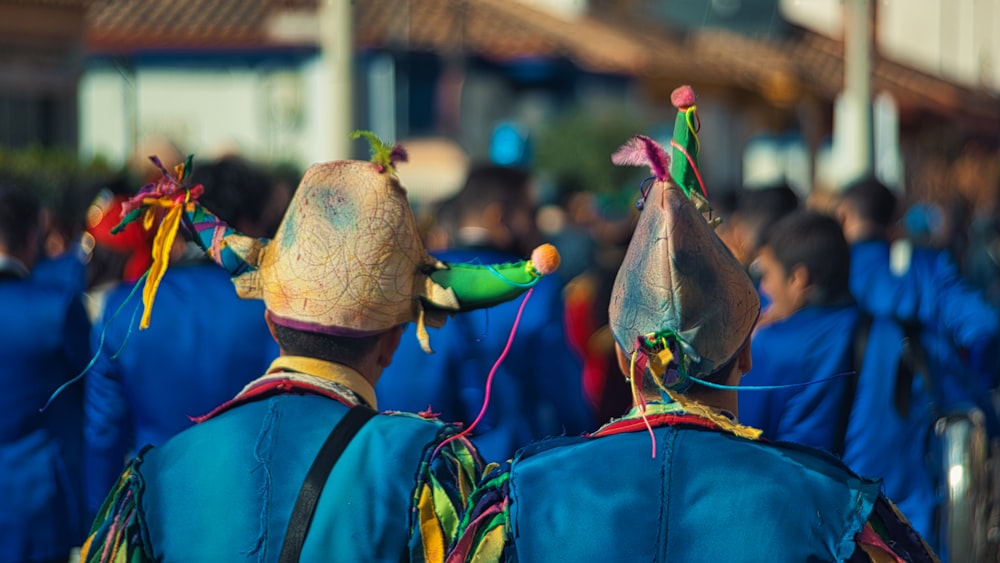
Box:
432;288;535;459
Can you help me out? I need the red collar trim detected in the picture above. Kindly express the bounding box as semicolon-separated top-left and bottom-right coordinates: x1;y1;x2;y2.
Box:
190;378;355;423
588;413;724;438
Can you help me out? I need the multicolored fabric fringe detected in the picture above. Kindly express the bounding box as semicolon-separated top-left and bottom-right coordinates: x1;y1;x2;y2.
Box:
115;156;204;329
445;464;512;563
412;426;483;562
80;457;152;563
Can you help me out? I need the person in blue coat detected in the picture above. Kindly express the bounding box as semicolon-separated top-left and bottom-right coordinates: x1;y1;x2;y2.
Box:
448;89;937;562
740;209;939;547
0;184;91;563
377;164;593;463
83;156;283;518
837;178;999;426
740;210;858;456
82;134;563;561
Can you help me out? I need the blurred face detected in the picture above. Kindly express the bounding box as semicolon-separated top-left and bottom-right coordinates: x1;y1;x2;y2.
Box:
836;201;862;244
754;246;807;322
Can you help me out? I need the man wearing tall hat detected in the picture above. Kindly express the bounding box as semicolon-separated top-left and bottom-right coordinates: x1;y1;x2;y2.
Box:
81;133;561;562
445;87;937;562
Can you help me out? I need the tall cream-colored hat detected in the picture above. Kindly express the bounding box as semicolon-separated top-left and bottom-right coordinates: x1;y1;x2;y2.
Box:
225;157;448;336
117;132;560;353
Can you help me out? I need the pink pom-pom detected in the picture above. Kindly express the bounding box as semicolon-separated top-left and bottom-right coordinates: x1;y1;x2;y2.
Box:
530;243;560;276
671;85;696;109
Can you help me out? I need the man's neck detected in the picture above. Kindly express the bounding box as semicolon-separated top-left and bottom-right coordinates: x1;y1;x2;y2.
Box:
848;224;888;245
687;387;739;416
641;384;739;418
268;355;378;409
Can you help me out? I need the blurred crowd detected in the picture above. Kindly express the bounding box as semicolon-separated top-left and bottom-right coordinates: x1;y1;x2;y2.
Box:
1;128;999;562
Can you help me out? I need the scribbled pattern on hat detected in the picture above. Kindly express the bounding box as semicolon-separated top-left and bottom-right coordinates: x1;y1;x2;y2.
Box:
117;132;560;354
224;160;445;336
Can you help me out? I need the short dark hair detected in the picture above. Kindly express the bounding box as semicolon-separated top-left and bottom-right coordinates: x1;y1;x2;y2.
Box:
188;156;276;237
443;164;539;255
271;323;383;366
0;184;41;253
763;210;851;301
735;184;800;252
452;164;532;213
841;177;897;228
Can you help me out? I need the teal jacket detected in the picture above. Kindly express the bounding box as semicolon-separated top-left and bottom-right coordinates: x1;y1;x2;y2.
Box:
84;377;483;562
450;408;937;562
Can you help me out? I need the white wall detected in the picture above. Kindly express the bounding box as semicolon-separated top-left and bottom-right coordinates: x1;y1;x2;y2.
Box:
79;66;130;163
79;58;321;170
780;0;1000;94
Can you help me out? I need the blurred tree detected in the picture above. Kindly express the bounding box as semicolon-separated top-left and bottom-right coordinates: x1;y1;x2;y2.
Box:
0;146;114;252
534;107;648;210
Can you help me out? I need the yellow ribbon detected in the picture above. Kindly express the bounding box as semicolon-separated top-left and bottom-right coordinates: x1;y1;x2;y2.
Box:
138;194;189;329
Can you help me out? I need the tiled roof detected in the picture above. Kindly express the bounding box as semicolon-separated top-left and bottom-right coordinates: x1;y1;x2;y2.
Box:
776;31;1000;123
86;0;271;51
355;0;999;121
2;0;94;6
355;0;658;76
83;0;999;124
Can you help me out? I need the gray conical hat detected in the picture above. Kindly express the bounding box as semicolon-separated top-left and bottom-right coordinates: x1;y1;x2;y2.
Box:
608;131;758;388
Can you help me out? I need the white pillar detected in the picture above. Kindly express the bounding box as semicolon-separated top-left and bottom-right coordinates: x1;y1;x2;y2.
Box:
319;0;353;160
840;0;874;185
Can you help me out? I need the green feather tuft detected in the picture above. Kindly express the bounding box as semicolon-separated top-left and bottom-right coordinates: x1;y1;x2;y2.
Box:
351;130;395;173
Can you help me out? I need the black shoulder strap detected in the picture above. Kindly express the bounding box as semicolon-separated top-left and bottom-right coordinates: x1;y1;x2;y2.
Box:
896;320;934;418
840;312;872;450
852;312;873;378
279;404;377;562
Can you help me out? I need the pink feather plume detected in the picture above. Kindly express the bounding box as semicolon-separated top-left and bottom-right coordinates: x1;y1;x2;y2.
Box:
611;135;671;181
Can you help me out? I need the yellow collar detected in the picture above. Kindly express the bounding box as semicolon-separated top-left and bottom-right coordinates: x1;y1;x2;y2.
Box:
266;356;378;410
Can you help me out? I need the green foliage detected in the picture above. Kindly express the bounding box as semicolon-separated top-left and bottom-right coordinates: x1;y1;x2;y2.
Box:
533;107;649;215
0;145;116;232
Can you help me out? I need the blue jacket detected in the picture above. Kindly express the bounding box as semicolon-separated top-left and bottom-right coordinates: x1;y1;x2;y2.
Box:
509;430;878;561
32;244;88;296
0;270;91;562
84;260;279;515
842;317;939;548
741;303;939;547
850;240;999;419
376;247;593;463
82;375;483;562
740;305;858;456
450;408;937;562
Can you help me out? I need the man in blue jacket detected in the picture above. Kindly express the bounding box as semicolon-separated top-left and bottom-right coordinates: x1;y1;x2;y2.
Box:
741;209;939;547
448;87;937;563
837;178;999;560
83;156;281;517
837;178;998;426
82;134;561;561
837;179;1000;416
377;164;593;463
0;184;91;563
